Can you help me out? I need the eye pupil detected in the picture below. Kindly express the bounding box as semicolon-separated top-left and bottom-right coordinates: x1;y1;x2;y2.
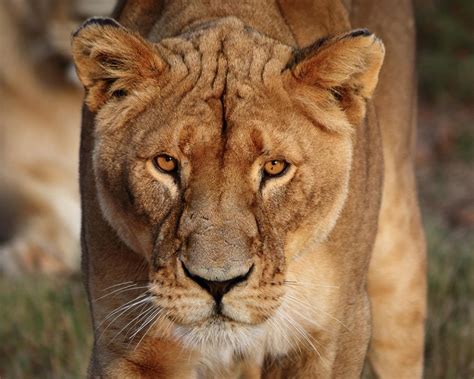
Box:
154;154;178;173
263;159;288;177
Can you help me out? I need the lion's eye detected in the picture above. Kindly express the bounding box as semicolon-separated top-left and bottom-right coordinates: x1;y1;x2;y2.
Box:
154;154;178;173
263;160;288;177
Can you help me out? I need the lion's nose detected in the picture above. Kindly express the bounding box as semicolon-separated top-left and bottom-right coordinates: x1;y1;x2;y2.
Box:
182;262;253;303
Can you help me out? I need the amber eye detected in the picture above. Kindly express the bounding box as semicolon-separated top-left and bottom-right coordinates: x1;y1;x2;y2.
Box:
263;160;288;177
154;154;178;173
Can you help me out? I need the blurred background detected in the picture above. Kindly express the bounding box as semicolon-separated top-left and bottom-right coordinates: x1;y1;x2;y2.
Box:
0;0;472;377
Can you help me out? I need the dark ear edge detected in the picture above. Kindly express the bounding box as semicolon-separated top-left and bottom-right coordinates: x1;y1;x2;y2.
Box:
285;29;372;71
73;17;122;37
71;16;165;112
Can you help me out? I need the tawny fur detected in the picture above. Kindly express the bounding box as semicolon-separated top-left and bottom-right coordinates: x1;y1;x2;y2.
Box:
0;0;84;275
73;1;426;378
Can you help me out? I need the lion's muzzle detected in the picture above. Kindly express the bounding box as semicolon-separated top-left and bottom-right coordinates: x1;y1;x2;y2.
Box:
182;261;254;304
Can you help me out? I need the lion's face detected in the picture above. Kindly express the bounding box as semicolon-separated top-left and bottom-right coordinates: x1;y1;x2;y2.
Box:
73;17;383;350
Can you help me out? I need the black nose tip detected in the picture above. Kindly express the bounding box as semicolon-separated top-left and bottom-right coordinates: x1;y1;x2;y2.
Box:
182;264;253;303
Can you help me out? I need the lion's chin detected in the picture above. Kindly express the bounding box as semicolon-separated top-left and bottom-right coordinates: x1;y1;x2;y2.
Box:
172;316;264;355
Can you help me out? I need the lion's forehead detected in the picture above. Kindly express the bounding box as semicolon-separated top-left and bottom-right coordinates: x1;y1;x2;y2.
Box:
138;19;296;165
158;17;293;100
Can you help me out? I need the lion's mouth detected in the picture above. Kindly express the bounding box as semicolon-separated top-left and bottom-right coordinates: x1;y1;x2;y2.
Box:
181;261;254;307
149;259;282;331
172;314;264;352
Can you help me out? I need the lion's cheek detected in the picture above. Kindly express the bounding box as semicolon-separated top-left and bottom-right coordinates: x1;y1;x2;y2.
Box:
284;145;353;260
95;178;154;256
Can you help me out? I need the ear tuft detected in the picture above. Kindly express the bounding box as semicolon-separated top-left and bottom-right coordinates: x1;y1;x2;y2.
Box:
71;17;165;112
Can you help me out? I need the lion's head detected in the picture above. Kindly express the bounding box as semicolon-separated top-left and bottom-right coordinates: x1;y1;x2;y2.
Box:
72;17;384;353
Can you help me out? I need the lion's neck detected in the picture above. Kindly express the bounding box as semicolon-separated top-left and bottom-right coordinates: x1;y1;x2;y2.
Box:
147;0;296;45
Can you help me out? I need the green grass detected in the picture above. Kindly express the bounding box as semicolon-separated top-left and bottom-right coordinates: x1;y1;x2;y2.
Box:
1;218;472;377
454;127;474;163
0;276;92;378
424;218;474;378
1;2;471;377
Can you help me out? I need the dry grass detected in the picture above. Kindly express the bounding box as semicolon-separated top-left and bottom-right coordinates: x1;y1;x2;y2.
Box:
423;219;474;378
0;212;472;378
0;276;92;378
0;1;472;377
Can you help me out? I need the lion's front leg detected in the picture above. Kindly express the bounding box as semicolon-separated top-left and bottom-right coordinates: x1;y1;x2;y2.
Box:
262;350;335;379
368;169;427;378
90;337;198;379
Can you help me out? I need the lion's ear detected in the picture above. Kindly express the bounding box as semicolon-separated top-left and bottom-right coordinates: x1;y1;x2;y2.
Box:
288;29;385;127
71;17;165;112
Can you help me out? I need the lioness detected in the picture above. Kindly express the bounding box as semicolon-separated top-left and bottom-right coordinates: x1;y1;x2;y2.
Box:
73;0;426;377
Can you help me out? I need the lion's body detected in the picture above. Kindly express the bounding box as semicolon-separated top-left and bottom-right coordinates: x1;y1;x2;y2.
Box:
76;1;426;378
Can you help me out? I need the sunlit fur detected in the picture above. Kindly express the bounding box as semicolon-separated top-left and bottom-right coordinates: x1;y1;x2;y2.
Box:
74;1;424;377
74;15;382;377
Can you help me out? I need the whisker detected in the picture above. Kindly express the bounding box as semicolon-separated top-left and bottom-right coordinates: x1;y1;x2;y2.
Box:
111;304;156;343
283;291;349;332
97;293;149;328
125;307;160;349
129;308;161;342
284;281;340;289
94;285;149;302
277;311;307;349
291;292;350;332
125;303;155;337
266;314;299;355
283;297;325;331
278;310;329;369
96;294;152;339
100;280;150;292
101;281;136;291
134;309;167;351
